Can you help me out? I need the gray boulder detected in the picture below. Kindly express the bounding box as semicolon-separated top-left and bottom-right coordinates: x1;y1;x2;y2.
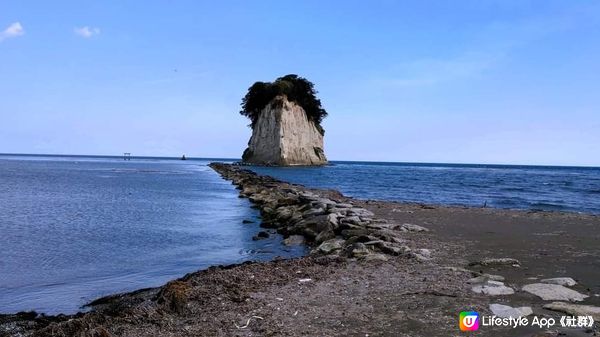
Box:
540;277;577;287
349;242;370;257
317;238;345;254
283;235;305;246
489;304;533;318
522;283;588;302
472;280;515;296
543;302;600;320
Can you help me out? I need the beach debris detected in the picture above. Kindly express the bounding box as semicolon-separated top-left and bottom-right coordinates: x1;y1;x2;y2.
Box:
471;280;515;296
469;258;520;267
156;280;191;313
522;283;588;302
298;278;312;283
234;316;264;329
540;277;577;287
489;304;533;318
543;302;600;321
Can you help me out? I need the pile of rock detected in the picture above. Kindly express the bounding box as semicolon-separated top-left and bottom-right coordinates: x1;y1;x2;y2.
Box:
210;163;430;261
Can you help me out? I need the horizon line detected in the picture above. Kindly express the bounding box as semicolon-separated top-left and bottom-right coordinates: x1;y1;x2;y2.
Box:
1;152;599;169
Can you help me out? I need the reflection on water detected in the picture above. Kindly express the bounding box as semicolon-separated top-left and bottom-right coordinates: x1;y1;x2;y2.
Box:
0;155;305;314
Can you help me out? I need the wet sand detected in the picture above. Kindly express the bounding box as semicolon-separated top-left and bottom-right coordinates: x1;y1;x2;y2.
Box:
365;201;600;302
1;165;599;337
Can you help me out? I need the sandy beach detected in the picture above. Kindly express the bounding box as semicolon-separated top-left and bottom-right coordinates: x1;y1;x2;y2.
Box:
1;164;599;337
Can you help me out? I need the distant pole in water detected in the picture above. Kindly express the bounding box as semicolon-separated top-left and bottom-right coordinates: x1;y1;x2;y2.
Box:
181;154;187;160
124;153;131;161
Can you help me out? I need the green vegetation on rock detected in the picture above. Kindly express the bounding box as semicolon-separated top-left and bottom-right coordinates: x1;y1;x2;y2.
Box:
240;74;328;130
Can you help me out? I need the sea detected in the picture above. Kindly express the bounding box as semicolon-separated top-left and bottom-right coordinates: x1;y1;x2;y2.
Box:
1;154;599;314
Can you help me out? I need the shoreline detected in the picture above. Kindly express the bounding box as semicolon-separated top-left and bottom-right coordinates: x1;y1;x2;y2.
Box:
1;163;599;336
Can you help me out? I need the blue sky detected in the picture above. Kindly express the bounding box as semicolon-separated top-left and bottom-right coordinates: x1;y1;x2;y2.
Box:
1;1;599;166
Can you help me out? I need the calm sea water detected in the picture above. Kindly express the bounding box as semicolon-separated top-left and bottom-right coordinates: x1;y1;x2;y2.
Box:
250;161;600;214
2;156;599;315
0;155;304;314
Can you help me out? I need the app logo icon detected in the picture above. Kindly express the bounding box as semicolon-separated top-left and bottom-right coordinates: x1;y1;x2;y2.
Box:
459;311;480;331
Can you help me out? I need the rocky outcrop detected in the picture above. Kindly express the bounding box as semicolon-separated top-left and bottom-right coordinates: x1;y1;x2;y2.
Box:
209;163;430;260
242;96;327;166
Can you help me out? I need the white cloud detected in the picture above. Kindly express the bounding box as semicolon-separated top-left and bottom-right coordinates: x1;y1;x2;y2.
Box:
0;22;25;42
74;26;100;38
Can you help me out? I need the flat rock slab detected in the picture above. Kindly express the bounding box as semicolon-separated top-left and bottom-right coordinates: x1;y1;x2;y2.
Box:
472;281;515;296
543;301;600;321
522;283;588;302
540;277;577;287
489;304;533;318
400;223;429;232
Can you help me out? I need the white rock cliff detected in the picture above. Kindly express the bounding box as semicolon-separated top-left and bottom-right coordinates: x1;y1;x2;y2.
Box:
242;96;327;166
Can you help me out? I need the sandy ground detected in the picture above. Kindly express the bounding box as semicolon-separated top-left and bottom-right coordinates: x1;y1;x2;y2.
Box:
1;174;599;337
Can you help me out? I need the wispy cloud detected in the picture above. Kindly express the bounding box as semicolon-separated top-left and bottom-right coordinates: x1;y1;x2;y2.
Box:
0;22;24;42
74;26;100;38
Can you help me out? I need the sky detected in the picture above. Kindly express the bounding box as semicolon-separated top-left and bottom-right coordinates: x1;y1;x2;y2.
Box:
1;1;600;166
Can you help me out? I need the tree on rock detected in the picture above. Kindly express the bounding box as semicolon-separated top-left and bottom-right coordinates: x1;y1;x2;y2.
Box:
240;74;328;133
